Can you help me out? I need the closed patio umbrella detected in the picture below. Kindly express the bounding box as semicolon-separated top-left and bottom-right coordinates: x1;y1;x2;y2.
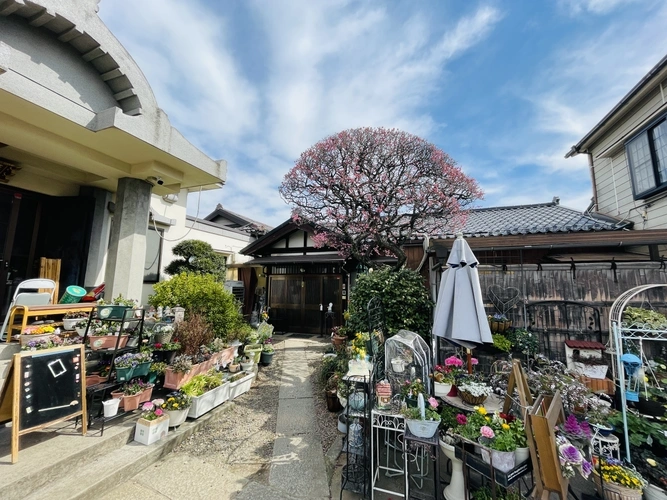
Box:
431;233;493;361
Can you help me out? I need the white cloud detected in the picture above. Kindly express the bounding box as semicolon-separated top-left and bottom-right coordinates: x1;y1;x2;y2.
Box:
558;0;639;15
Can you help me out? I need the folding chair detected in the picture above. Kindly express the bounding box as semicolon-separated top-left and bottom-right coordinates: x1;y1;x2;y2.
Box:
0;278;56;340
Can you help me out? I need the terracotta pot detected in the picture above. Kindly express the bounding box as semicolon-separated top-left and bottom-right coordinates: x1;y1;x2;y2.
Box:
326;390;341;412
163;368;192;390
139;386;154;403
122;393;142;411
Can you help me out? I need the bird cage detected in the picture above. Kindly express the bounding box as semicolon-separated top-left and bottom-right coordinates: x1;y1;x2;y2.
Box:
384;330;432;396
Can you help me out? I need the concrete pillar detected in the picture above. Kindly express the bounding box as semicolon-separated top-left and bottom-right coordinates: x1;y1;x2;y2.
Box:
81;186;112;288
104;178;152;301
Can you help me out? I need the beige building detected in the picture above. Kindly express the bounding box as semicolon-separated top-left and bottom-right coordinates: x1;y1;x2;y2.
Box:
0;0;241;310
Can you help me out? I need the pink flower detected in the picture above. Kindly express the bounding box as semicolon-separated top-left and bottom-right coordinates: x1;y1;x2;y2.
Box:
428;397;438;409
445;356;463;368
471;358;478;366
142;402;154;411
456;414;467;425
155;408;163;416
480;426;495;439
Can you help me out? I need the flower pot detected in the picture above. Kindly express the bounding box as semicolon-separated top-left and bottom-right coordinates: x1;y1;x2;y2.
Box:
391;358;406;373
187;383;230;418
260;351;274;365
458;390;488;406
147;372;159;385
75;326;87;337
332;335;347;349
480;448;516;473
133;362;151;378
153;330;173;345
62;318;80;331
406;418;439;438
102;398;121;417
139;386;154;403
338;413;349;433
240;361;254;372
489;319;511;334
434;382;452;398
440;440;466;500
228;363;240;373
98;305;130;320
165;408;189;427
134;415;169;445
644;484;667;500
122;393;142;411
86;374;108;386
593;471;643;500
447;385;459;397
326;390;341;412
110;390;124;404
20;333;53;346
590;423;615;436
89;334;129;351
115;366;134;382
243;344;262;364
514;447;530;465
154;350;178;364
636;397;666;417
229;372;255;400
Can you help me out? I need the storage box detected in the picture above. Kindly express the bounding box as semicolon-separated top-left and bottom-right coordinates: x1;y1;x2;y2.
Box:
134;415;169;445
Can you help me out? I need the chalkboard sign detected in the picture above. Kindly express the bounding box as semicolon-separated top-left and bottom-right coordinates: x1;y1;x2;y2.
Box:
1;345;87;463
19;347;83;431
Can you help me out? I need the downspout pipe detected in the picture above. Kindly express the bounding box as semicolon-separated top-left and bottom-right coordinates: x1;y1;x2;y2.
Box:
588;152;598;212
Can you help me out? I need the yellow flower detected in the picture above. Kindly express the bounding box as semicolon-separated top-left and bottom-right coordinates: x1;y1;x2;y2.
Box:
173;403;179;408
502;423;510;431
486;416;491;422
477;407;487;415
647;458;657;467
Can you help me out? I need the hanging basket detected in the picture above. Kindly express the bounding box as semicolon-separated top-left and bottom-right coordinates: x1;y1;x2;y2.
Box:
489;319;511;334
458;390;488;406
593;472;643;500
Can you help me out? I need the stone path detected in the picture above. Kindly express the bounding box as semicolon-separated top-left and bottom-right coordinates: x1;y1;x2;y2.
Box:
101;337;331;500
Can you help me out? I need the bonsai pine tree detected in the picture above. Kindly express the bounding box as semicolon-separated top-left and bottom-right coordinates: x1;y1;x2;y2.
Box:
164;239;227;281
280;127;482;269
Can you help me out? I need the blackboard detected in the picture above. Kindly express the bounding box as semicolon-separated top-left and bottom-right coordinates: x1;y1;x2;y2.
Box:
19;347;83;431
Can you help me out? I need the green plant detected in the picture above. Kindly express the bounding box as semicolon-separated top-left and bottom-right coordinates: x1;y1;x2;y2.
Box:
154;341;181;351
440;404;460;431
164;239;227;281
150;362;168;374
161;391;192;410
400;378;425;399
170;354;193;373
99;294;136;307
623;307;667;329
346;266;433;339
149;272;245;340
608;410;667;447
122;382;143;395
507;327;539;356
180;370;223;397
492;334;512;352
403;405;440;422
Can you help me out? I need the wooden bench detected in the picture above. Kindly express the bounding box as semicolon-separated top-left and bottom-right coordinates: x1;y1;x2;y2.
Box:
4;303;97;342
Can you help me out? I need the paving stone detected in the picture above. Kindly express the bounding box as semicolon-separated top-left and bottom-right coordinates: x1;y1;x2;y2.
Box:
275;397;317;436
269;434;330;499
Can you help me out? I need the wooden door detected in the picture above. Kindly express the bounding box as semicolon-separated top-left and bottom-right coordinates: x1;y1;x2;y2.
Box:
269;275;342;334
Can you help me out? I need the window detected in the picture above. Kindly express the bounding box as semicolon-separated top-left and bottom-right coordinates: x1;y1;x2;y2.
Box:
626;116;667;199
144;227;163;283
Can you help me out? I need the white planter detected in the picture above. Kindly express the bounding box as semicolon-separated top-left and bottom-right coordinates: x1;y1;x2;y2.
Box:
406;418;440;438
187;383;230;419
391;358;406;372
165;408;189;427
514;447;530;465
480;448;516;472
102;398;121;417
439;440;465;500
229;371;255;400
337;414;348;433
337;392;348;409
75;326;87;337
63;318;81;331
434;382;452;398
134;415;169;445
240;361;254;372
645;484;667;500
573;362;609;380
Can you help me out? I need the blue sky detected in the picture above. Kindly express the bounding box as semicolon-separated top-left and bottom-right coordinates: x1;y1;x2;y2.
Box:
99;0;667;228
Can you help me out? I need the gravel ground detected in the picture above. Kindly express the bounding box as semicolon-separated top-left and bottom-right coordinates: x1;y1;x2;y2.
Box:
171;339;284;485
311;355;342;456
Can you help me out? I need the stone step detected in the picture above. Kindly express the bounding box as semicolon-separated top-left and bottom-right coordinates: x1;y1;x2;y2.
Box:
18;402;235;500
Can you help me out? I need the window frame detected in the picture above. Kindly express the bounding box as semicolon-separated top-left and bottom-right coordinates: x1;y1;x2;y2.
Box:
143;226;163;283
626;112;667;200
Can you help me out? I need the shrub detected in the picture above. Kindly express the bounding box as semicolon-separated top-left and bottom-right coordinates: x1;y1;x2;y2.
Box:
346;266;432;338
149;272;245;340
175;313;214;356
164;240;226;281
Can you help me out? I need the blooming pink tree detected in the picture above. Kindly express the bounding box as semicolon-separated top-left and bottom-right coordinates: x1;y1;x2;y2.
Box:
280;127;482;269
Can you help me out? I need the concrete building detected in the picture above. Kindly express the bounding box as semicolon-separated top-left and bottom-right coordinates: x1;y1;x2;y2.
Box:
0;0;228;309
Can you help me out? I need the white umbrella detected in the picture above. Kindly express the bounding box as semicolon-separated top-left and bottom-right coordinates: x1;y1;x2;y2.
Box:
431;233;493;355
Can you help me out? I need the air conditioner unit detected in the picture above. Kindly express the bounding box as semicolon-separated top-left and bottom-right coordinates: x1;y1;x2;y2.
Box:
224;280;245;305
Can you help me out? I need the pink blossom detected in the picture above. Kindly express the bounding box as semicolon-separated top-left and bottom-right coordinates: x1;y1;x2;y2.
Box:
445;356;463;367
480;426;495;439
456;414;467;425
142;402;154;411
428;397;438;409
155;408;163;416
471;358;478;365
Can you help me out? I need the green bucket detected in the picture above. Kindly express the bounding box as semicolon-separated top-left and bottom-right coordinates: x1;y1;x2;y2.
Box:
59;285;87;304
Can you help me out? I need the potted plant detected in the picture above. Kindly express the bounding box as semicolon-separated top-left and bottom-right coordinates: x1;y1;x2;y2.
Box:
331;326;347;349
478;423;517;473
400;378;426;407
19;324;56;345
507;328;539;357
121;382;144;411
430;357;463;397
161;391;192;427
402;396;441;438
488;313;511;334
134;399;169;445
243;343;262;364
457;381;492;406
63;311;89;331
228;356;241;373
98;294;137;320
182;370;229;418
337;378;351;408
152;324;174;344
593;458;647;500
163;354;194;389
631;449;667;500
75;319;89;337
88;323;129;351
229;370;255;400
137;380;154;403
260;340;275;365
153;341;181;364
240;356;254;372
148;362;168;385
114;352;138;382
133;351;154;378
637;387;667;417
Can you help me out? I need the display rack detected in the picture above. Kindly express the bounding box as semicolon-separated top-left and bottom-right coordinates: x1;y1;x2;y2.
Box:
341;373;372;498
371;408;405;499
609;283;667;462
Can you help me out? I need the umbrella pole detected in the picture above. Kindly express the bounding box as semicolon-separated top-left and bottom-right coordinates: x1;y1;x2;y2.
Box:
466;348;472;374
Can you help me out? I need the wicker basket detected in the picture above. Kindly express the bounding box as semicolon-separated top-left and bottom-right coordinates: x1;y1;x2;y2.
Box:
459;390;488;406
593;472;643;500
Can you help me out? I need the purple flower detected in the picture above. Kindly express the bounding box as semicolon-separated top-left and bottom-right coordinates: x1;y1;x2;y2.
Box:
581;460;593;479
559;444;582;464
563;415;581;435
456;414;467;425
579;420;592;439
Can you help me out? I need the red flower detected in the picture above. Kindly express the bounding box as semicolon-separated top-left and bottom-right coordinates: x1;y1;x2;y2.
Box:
154;343;162;349
499;412;515;423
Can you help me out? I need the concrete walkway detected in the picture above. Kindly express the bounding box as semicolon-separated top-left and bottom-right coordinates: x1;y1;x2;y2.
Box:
101;337;331;500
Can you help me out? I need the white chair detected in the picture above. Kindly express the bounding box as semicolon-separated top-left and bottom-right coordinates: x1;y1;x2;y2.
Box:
0;279;56;340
